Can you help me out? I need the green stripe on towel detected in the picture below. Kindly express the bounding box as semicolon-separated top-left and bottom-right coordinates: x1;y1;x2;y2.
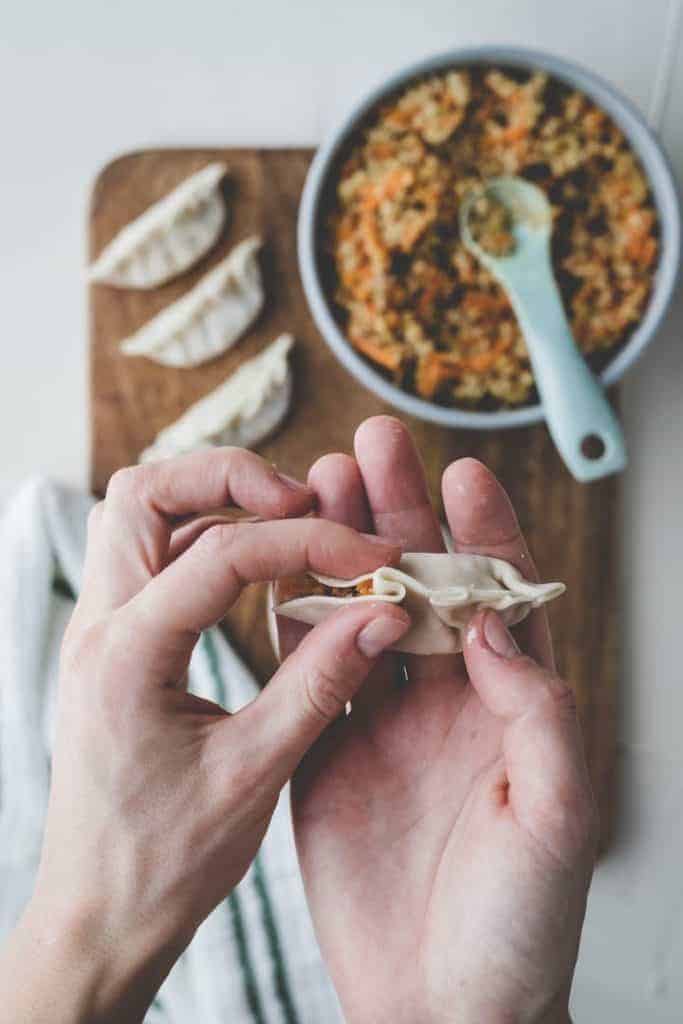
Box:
52;574;76;601
253;855;301;1024
202;631;267;1023
227;891;268;1024
202;628;301;1024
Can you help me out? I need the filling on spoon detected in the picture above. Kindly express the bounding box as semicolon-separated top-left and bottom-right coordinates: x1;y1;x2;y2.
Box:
468;192;516;257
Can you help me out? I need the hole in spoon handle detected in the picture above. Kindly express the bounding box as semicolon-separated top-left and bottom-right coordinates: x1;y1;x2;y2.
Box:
580;434;606;460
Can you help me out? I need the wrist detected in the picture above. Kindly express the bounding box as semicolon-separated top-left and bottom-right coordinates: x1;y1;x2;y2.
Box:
443;990;571;1024
3;893;188;1024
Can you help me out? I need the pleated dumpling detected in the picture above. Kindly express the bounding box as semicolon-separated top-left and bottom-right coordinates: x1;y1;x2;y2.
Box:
140;333;294;462
89;162;228;289
274;552;564;655
119;236;263;368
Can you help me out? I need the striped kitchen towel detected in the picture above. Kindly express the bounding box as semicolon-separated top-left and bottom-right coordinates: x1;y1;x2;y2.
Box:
0;477;343;1024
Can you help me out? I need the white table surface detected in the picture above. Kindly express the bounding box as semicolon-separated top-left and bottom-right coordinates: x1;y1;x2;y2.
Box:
2;1;683;1018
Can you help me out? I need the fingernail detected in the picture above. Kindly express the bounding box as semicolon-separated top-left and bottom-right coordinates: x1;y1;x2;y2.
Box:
275;471;312;494
357;613;409;658
483;611;519;658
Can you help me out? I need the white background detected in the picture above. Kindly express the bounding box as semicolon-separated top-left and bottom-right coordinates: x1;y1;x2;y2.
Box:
2;0;683;1019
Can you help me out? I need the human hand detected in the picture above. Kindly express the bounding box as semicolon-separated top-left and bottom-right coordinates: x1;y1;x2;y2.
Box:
280;417;597;1024
0;448;409;1024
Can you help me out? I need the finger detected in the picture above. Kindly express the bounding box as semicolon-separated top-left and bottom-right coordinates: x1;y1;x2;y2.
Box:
308;452;373;532
354;416;444;551
277;453;372;662
236;601;411;783
168;510;262;562
354;416;453;690
306;449;401;715
463;611;598;867
83;449;315;616
119;519;399;687
442;457;554;669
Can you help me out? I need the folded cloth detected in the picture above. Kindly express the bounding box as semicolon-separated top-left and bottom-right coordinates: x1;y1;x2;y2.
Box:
0;478;341;1024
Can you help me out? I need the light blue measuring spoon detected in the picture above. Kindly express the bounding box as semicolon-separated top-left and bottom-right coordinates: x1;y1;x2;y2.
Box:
460;177;627;482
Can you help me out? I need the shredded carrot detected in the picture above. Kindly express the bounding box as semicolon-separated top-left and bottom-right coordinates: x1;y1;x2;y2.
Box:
461;337;512;373
361;168;413;212
350;331;403;371
462;291;505;315
337;218;354;242
359;209;386;264
639;237;658;266
625;235;657;265
417;281;440;318
400;216;430;252
382;167;414;200
416;353;461;398
502;122;528;144
368;142;397;160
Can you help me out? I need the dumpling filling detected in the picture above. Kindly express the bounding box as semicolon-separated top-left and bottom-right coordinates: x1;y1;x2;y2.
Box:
276;574;375;603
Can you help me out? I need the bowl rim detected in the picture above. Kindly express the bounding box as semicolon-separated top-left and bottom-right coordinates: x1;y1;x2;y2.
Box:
297;44;682;430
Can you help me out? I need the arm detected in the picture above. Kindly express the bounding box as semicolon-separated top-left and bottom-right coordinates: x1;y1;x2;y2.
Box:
288;417;596;1024
0;447;409;1024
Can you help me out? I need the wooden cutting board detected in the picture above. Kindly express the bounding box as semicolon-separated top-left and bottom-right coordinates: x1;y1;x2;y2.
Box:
90;148;619;843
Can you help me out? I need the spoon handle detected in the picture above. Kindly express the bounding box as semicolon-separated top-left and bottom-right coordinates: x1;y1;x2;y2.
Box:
504;261;627;482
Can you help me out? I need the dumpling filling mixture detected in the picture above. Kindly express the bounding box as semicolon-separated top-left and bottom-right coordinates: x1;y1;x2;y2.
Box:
276;574;376;603
326;65;658;408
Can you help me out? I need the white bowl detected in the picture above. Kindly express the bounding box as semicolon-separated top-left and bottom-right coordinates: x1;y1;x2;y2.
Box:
298;46;681;430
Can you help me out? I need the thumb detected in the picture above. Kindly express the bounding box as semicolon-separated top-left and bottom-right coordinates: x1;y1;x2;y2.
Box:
235;602;410;783
463;610;597;866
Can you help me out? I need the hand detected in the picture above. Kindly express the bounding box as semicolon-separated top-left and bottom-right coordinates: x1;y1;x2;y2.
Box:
0;448;410;1024
281;417;597;1024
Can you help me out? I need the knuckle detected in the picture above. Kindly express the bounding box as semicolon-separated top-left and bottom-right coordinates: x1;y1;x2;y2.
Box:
217;446;254;483
60;618;108;677
61;615;145;732
61;614;132;688
86;501;105;535
305;517;345;561
195;521;241;558
106;466;145;504
302;661;348;724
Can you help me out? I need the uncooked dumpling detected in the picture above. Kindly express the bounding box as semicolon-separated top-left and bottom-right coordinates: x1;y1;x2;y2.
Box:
140;333;294;462
274;552;564;655
119;236;263;368
89;162;228;289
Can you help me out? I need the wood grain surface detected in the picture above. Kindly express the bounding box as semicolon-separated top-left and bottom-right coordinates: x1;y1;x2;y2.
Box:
90;148;618;844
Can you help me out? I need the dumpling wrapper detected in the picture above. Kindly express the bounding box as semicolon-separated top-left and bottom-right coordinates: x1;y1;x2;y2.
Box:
273;552;565;655
119;236;263;368
89;162;228;289
140;333;294;463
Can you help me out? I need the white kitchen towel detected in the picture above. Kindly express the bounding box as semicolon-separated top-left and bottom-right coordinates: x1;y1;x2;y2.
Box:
0;477;342;1024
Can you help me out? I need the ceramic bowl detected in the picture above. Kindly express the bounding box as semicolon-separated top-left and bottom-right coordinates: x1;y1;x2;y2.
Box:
297;46;681;429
